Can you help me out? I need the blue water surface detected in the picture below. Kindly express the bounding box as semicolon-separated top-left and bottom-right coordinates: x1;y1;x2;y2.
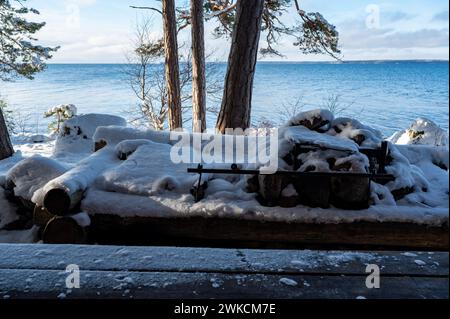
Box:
1;61;448;136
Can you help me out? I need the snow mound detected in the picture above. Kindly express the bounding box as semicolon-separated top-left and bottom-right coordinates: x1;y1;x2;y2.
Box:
95;140;198;196
25;134;52;144
54;114;127;162
279;126;359;159
389;118;448;147
328;117;383;147
61;113;126;139
93;126;172;149
277;110;448;208
285;109;334;131
6;155;67;201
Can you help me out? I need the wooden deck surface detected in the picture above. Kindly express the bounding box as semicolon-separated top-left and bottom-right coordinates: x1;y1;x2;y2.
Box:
0;244;448;299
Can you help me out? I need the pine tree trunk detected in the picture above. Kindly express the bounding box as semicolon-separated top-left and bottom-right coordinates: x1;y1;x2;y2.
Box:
216;0;264;133
191;0;207;133
0;108;14;160
162;0;183;130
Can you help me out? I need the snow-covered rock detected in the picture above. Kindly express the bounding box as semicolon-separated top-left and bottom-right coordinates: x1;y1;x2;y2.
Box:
389;118;448;147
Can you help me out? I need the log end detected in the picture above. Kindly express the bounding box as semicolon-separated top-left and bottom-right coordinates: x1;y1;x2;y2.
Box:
33;205;55;227
43;216;87;244
43;188;71;216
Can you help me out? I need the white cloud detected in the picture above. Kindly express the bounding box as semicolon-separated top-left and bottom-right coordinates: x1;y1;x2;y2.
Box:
65;0;97;8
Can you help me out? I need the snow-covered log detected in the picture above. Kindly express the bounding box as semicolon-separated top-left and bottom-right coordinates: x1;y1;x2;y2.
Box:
6;156;68;202
34;148;120;216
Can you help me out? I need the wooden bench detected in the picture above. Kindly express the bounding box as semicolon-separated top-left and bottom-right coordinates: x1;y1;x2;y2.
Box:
0;244;447;299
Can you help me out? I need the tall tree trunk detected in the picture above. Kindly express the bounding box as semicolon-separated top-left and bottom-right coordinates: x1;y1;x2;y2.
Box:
0;108;14;160
191;0;206;133
162;0;182;130
216;0;264;133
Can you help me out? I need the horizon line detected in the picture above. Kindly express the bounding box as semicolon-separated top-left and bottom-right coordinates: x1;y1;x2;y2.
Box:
47;58;450;65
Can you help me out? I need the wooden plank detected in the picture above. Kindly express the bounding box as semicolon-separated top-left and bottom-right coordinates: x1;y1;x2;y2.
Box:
0;269;447;299
0;244;447;276
88;215;449;251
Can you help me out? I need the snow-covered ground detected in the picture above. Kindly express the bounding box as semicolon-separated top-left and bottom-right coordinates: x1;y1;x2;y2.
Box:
1;111;448;244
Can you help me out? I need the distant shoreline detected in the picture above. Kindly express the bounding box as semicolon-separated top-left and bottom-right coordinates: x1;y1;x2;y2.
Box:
46;59;449;65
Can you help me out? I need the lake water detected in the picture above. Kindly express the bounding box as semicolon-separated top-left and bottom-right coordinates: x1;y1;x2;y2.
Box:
1;61;448;136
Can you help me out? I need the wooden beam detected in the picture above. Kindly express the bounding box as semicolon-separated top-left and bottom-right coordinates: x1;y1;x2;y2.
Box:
87;214;449;251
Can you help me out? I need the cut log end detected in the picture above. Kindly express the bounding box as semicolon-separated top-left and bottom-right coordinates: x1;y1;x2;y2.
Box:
43;188;71;216
43;216;87;244
33;205;55;227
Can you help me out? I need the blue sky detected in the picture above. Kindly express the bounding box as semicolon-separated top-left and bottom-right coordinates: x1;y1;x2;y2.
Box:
26;0;449;63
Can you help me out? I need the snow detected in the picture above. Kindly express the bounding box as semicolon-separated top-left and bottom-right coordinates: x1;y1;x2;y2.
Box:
82;188;448;226
285;109;334;130
5;155;68;201
280;126;359;154
414;260;426;266
45;104;77;119
61;113;126;141
93;126;172;148
389;118;448;147
328;117;383;147
32;147;120;206
12;139;56;159
53;114;127;163
0;110;448;244
95;141;198;196
279;278;298;286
